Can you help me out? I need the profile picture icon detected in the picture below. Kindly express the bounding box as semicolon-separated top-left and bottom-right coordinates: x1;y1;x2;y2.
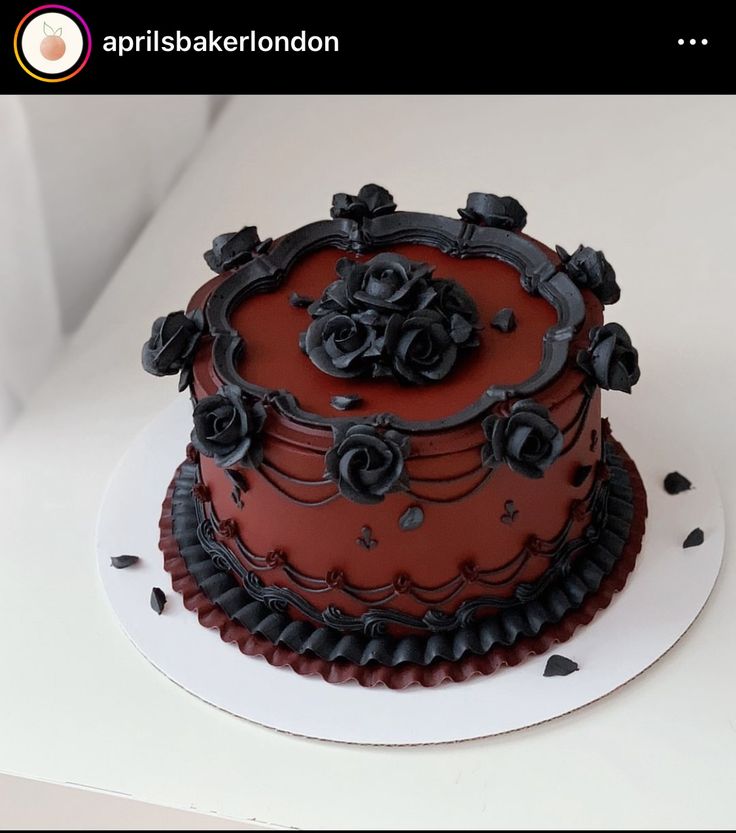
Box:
14;5;91;83
40;21;66;61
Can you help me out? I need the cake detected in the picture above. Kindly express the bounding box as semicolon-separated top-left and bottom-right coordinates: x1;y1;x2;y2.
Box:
143;185;646;688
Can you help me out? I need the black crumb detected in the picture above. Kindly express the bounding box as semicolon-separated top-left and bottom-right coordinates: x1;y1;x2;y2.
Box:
683;528;705;549
664;472;692;495
491;307;516;333
150;587;167;614
543;654;579;677
110;555;139;569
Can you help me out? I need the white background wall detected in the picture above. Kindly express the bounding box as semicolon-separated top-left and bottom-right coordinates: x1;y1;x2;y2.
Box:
0;95;220;433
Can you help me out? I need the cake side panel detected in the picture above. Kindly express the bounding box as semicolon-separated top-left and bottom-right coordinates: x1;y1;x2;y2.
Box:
182;258;606;636
194;381;601;628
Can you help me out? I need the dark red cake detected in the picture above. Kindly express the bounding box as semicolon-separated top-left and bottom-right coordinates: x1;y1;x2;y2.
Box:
144;185;646;687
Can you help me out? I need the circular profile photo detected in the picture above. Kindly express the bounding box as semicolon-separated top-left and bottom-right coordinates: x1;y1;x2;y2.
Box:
14;5;91;83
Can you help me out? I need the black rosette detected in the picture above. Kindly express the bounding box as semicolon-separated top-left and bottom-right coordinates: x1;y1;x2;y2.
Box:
324;423;410;504
343;253;435;314
191;384;266;469
304;312;378;378
330;183;397;220
383;309;459;384
142;309;204;386
577;323;640;393
481;399;563;479
556;244;621;305
301;251;481;385
458;192;527;231
203;226;270;273
432;278;481;328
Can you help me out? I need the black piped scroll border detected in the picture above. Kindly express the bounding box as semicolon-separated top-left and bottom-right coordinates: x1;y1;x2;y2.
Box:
168;438;639;668
205;210;587;433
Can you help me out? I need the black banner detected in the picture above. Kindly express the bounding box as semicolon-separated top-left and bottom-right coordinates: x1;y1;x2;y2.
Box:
0;3;729;93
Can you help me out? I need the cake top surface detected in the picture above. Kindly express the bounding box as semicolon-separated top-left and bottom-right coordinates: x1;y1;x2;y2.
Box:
231;242;558;422
196;185;620;433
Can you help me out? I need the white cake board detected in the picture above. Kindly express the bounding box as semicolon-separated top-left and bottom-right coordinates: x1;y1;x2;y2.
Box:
96;397;724;746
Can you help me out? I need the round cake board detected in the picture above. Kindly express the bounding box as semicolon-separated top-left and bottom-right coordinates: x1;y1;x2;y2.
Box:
96;397;724;745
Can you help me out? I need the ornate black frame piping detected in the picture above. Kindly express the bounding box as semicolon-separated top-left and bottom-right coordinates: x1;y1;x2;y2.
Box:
205;211;587;433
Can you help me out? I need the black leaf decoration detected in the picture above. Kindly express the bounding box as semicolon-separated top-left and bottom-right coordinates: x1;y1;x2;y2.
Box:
399;505;424;531
224;469;247;509
110;555;139;569
491;308;516;333
572;465;593;488
543;654;579;677
664;472;692;495
330;394;362;411
225;469;248;492
178;365;193;393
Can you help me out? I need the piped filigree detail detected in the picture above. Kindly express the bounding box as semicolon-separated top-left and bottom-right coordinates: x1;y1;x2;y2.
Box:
356;526;378;549
500;500;519;525
163;435;646;662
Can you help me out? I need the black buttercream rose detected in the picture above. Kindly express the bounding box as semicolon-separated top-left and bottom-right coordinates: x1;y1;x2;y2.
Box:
304;312;378;378
307;253;435;319
306;278;352;318
481;400;563;479
142;309;204;377
343;253;435;314
556;244;621;305
384;309;459;384
577;323;640;393
330;183;396;220
302;251;482;386
325;423;410;504
191;385;266;469
204;226;267;273
458;193;527;231
432;278;480;327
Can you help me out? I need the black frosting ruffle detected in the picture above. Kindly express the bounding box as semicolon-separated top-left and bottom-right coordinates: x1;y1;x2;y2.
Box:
170;441;636;668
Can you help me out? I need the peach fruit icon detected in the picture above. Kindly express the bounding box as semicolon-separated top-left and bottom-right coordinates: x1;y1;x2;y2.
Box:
40;22;66;61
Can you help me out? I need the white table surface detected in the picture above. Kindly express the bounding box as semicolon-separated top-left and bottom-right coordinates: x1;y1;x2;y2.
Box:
1;95;735;830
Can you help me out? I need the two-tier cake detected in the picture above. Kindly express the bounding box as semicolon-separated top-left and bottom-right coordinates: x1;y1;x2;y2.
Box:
143;185;646;687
